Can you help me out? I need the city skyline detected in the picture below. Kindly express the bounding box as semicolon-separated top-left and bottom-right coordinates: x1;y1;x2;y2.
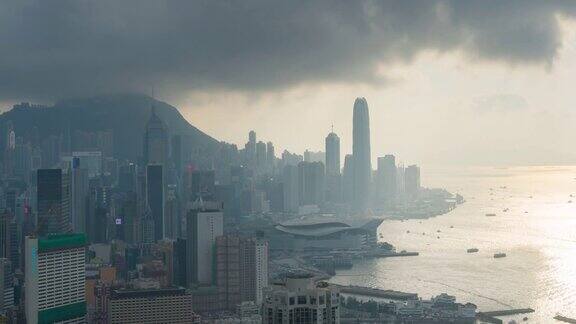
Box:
2;2;576;322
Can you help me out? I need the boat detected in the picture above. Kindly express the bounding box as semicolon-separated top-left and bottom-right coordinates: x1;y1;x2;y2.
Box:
503;208;509;212
467;248;479;253
437;236;440;239
554;313;576;323
450;225;454;228
406;230;410;234
436;230;441;233
494;253;507;258
485;213;497;217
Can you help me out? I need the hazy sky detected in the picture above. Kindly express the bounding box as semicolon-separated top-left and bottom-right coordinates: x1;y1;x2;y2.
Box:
2;1;576;166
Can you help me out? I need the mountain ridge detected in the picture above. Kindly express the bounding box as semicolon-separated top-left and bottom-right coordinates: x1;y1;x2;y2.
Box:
0;93;221;162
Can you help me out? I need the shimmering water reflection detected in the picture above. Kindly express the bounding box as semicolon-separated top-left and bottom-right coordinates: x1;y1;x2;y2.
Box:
330;166;576;322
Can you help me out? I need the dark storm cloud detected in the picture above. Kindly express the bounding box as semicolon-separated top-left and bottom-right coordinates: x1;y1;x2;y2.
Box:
0;0;574;101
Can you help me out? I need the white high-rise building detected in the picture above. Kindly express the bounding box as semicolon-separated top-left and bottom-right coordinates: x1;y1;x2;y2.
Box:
25;233;87;324
186;201;224;287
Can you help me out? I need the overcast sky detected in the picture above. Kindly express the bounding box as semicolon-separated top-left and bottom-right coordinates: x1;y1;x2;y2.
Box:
2;0;576;166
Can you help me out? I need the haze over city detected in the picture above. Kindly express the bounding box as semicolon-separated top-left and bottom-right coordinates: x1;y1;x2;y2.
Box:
3;1;576;324
3;1;576;166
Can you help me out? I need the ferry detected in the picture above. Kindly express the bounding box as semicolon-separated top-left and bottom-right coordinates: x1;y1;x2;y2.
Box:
467;248;479;253
494;253;507;258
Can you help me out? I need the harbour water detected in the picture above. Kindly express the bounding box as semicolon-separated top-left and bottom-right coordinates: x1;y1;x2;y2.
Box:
329;166;576;322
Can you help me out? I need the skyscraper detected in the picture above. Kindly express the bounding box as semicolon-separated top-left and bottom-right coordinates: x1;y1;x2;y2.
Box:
245;131;257;167
298;162;325;206
325;132;340;176
186;201;224;287
25;233;87;324
352;97;371;212
342;154;354;204
0;258;14;315
146;164;164;241
405;165;421;200
143;107;168;166
282;165;299;213
325;131;341;203
376;155;397;206
256;141;267;170
71;158;89;234
216;236;269;309
37;169;71;235
266;141;275;171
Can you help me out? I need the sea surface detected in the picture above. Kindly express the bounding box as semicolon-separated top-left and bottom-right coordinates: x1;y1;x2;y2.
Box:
329;165;576;323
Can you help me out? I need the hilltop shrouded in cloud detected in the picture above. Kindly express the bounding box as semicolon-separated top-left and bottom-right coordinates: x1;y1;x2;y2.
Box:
0;0;574;101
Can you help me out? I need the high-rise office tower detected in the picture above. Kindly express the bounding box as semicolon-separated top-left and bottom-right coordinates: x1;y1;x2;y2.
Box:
173;238;187;287
118;163;137;193
0;211;11;261
352;97;371;212
171;134;183;175
0;258;14;315
256;141;267;170
325;132;340;176
37;169;71;235
71;158;89;234
282;165;299;213
189;170;215;201
405;165;421;200
164;185;181;240
298;162;325;206
216;236;269;310
146;165;164;242
325;131;341;203
266;141;275;171
186;201;223;287
376;155;397;205
25;233;87;324
342;154;354;204
143;107;168;166
245;131;257;167
119;192;138;244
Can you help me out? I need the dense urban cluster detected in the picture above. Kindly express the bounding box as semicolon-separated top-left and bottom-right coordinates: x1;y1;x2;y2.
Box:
0;97;461;323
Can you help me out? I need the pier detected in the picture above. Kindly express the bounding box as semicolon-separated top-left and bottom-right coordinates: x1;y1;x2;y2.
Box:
331;284;418;300
476;308;535;324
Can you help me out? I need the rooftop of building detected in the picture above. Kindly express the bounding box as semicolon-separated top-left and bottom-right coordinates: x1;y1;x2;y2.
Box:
110;286;187;299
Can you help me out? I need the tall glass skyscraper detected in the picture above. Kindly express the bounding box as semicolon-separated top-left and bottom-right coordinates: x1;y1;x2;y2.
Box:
352;97;371;212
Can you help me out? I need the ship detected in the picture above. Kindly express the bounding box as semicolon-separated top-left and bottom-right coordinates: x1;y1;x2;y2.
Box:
554;313;576;323
485;213;497;217
494;252;507;258
467;248;479;253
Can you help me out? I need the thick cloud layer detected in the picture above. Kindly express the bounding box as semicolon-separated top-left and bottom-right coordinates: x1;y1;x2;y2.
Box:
0;0;574;101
